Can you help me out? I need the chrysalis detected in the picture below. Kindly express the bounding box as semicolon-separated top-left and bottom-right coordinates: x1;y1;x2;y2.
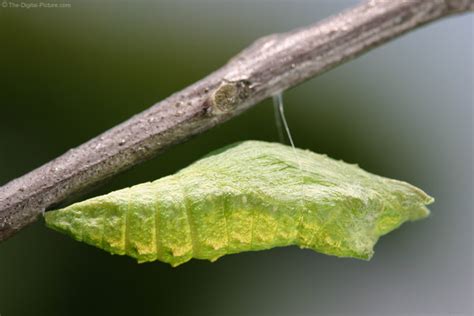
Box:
44;141;433;266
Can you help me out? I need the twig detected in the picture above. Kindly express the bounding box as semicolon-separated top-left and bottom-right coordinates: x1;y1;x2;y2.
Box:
1;0;472;242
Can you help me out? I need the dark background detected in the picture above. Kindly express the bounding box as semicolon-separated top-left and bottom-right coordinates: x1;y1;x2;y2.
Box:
0;1;472;315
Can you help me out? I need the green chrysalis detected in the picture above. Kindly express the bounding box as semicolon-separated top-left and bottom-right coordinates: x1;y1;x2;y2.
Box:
44;141;433;266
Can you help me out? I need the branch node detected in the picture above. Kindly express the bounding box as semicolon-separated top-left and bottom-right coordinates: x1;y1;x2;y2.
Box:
209;80;251;114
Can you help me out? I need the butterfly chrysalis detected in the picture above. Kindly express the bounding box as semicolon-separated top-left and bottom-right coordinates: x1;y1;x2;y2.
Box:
44;141;433;266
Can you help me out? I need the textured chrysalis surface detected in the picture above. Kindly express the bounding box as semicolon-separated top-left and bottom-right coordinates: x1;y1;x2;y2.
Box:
44;141;433;266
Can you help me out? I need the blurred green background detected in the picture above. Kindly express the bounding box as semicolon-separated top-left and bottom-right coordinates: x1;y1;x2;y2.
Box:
0;1;472;315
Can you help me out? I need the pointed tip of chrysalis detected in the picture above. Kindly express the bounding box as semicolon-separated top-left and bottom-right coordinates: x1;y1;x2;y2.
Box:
409;205;431;222
406;190;433;222
44;207;84;242
381;177;434;220
416;196;433;220
44;196;119;248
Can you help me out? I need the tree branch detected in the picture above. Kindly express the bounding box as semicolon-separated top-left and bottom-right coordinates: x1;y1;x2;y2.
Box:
1;0;472;242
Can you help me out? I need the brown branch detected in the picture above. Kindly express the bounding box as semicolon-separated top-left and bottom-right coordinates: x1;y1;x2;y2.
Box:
1;0;472;242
